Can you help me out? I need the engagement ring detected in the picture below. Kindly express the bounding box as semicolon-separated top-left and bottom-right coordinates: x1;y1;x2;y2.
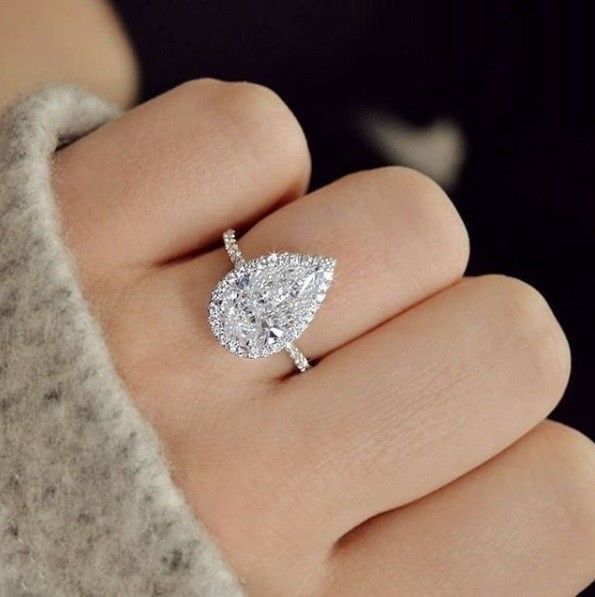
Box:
208;229;336;372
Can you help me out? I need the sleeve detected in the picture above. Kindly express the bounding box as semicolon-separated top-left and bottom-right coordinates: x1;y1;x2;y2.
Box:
0;87;244;597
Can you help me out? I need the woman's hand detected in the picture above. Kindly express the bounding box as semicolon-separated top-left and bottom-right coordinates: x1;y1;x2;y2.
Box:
52;80;595;595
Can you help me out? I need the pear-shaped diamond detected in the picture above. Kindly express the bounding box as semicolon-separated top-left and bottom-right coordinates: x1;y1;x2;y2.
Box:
209;252;336;359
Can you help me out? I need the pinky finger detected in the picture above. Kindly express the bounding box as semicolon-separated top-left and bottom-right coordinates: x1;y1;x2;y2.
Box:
330;421;595;596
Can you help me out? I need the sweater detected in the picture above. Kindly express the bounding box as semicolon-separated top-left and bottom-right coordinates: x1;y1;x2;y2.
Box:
0;87;243;596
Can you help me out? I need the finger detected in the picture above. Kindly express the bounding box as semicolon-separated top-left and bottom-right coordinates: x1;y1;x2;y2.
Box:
331;421;595;596
175;166;469;378
52;79;310;273
267;275;570;545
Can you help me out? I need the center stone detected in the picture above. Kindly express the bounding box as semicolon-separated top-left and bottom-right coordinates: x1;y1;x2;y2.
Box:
209;252;336;359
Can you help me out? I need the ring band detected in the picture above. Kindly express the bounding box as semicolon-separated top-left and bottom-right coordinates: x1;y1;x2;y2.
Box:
208;229;336;373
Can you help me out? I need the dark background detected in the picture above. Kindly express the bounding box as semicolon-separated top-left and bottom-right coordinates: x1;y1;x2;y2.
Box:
114;1;593;441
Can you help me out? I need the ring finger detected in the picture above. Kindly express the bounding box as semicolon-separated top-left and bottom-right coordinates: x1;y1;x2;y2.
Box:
173;166;469;379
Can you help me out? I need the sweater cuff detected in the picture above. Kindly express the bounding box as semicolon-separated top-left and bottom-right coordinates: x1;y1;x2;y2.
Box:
0;86;243;596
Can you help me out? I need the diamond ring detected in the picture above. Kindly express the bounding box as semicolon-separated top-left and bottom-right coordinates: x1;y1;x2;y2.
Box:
208;229;336;372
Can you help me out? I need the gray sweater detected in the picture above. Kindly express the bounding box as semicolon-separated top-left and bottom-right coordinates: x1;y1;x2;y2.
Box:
0;87;243;596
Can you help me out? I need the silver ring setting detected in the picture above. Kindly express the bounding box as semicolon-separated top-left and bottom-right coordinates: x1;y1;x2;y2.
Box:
208;229;336;372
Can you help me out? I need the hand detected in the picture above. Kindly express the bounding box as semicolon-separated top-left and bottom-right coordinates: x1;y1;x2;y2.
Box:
53;80;595;595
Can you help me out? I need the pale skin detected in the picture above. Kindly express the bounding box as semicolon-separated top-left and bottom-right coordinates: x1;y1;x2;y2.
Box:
52;80;595;595
2;4;595;596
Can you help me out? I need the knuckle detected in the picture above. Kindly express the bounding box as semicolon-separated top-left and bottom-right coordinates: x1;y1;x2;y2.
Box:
546;423;595;483
175;79;304;143
173;78;283;112
172;79;310;187
221;81;306;142
538;422;595;555
172;77;230;103
225;81;287;112
222;82;309;179
359;165;446;199
376;165;448;200
176;77;223;93
399;167;470;273
478;275;571;400
355;166;470;274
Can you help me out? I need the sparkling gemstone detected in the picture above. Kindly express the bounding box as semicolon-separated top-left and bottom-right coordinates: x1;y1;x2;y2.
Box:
209;252;336;358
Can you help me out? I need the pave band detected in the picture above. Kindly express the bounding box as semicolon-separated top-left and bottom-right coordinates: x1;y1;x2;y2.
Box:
284;342;311;373
208;229;336;373
223;228;245;268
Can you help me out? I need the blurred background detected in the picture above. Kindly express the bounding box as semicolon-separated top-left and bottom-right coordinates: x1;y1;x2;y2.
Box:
112;0;592;440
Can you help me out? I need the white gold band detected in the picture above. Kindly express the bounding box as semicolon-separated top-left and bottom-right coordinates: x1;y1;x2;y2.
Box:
222;228;245;267
284;342;311;372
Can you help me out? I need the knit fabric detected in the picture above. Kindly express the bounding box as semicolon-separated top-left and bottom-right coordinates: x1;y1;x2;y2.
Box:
0;87;243;596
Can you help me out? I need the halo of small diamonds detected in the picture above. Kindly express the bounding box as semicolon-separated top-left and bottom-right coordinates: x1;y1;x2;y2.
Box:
209;250;335;360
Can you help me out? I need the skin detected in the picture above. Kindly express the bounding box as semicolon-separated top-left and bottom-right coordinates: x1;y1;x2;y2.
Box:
50;80;595;595
0;0;138;110
0;4;593;594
